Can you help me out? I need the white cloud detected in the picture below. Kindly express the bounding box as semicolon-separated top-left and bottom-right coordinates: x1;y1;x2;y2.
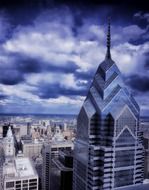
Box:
26;72;80;89
0;9;149;114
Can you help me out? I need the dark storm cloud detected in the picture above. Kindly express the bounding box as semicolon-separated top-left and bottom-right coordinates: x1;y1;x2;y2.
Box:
129;38;147;46
0;2;148;115
0;94;8;100
0;55;41;85
0;51;80;86
134;12;149;22
0;69;24;85
17;58;79;74
144;52;149;70
0;11;12;42
126;74;149;92
74;70;94;81
0;0;148;9
45;61;79;73
32;82;87;99
17;59;79;74
17;58;42;73
145;62;149;70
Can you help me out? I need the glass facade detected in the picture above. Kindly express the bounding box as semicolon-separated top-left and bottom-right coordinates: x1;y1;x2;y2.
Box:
73;25;144;190
114;169;134;187
115;150;134;167
116;107;136;136
73;57;144;189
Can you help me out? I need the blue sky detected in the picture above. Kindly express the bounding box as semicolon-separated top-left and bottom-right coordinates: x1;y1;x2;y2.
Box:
0;1;148;116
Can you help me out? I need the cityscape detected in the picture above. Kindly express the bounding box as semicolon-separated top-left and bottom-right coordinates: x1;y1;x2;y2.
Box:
0;1;149;190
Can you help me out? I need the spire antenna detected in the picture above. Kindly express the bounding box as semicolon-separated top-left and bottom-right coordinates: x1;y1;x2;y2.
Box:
106;17;111;59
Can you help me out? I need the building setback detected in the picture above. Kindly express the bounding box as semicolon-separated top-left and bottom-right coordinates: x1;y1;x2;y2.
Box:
73;21;144;190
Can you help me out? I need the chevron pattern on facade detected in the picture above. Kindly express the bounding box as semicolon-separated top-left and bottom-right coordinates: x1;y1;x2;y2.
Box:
73;21;144;190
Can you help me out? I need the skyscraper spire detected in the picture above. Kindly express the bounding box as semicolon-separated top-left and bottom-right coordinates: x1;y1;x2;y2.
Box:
106;17;111;59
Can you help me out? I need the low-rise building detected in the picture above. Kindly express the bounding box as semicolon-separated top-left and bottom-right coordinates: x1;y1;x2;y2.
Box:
3;157;38;190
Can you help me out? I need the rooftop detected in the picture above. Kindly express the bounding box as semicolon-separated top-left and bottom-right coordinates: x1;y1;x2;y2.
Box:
50;140;73;147
15;157;37;177
4;157;38;179
21;139;44;144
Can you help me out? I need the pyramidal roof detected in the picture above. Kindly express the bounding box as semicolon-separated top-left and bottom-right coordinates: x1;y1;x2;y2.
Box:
82;20;140;119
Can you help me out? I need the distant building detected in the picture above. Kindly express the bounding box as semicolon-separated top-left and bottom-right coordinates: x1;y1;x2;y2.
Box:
13;123;28;141
3;157;38;190
73;21;144;190
42;137;73;190
3;127;15;160
52;150;73;190
1;124;39;190
21;139;43;159
2;124;13;138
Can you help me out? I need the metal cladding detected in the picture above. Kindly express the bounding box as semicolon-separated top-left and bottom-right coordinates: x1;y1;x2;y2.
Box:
73;22;144;190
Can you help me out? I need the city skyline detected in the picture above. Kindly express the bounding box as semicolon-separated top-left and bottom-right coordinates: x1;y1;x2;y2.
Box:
0;1;148;116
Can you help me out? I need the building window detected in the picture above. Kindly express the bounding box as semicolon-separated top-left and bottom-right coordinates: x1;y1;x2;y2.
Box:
6;181;14;188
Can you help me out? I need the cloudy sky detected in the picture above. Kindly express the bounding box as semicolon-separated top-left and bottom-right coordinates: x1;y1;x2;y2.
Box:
0;0;148;116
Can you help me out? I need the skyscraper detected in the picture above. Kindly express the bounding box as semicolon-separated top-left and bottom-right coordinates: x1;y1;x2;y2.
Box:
73;20;144;190
42;139;73;190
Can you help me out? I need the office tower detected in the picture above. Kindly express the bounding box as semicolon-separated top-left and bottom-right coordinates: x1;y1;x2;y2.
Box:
21;138;43;159
73;21;144;190
52;150;73;190
27;122;31;135
3;157;38;190
13;123;28;141
42;138;73;190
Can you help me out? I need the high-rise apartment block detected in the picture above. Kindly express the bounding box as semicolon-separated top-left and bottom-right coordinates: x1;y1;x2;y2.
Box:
73;21;144;190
